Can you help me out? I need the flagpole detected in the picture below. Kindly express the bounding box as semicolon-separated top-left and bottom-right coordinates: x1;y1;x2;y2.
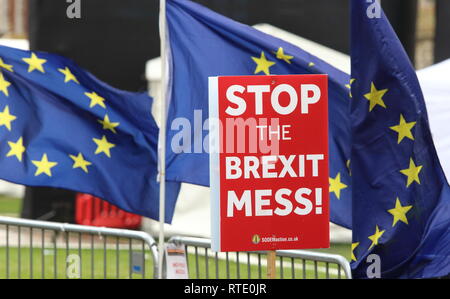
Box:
158;0;167;279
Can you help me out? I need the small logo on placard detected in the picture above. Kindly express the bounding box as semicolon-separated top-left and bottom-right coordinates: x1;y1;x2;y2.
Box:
252;234;261;244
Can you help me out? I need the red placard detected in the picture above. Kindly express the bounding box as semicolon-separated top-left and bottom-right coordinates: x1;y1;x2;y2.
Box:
209;75;329;252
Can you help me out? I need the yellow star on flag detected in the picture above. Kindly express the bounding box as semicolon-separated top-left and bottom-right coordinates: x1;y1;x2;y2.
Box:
0;106;16;131
93;135;115;158
308;62;315;67
390;114;416;144
345;78;356;98
22;52;47;73
274;47;293;64
400;158;423;187
351;242;360;262
0;58;13;72
368;225;385;249
85;92;106;109
32;153;58;177
69;153;92;173
6;137;26;162
252;52;275;75
58;67;79;84
388;198;413;227
329;172;347;199
98;114;120;134
0;72;11;97
364;82;388;111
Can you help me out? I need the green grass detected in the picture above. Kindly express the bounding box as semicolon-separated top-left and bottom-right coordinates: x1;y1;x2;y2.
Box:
0;244;350;279
0;247;153;279
0;195;22;216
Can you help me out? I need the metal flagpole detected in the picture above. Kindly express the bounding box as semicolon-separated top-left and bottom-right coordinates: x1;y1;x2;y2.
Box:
158;0;167;279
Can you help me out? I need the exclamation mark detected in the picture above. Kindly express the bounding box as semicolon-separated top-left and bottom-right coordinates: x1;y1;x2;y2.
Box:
315;188;322;214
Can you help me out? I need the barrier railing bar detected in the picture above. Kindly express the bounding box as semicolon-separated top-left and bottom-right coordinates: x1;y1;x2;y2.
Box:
142;240;146;279
0;216;159;279
30;227;33;279
225;252;229;279
214;252;219;279
78;232;82;279
6;224;9;279
41;228;44;279
280;256;284;279
18;226;21;279
291;257;295;279
205;247;209;279
116;237;120;279
90;234;94;279
128;238;132;279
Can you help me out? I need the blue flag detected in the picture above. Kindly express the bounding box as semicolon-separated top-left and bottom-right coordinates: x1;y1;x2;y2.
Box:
165;0;353;228
0;45;180;223
350;0;450;278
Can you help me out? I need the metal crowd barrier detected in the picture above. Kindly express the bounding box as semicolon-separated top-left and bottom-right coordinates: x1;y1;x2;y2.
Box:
0;216;158;279
0;216;351;279
168;236;352;279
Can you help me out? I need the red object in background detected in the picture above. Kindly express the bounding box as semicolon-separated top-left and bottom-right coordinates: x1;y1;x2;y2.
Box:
75;193;142;229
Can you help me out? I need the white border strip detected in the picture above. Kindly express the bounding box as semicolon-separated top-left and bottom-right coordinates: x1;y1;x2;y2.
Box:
208;76;221;252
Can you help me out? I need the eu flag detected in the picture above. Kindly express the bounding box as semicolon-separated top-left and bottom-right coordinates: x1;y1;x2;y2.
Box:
0;45;180;222
351;0;450;278
165;0;353;228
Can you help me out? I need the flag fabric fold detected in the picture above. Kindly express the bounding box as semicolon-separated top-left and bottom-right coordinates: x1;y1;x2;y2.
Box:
0;45;180;223
350;0;450;278
165;0;353;228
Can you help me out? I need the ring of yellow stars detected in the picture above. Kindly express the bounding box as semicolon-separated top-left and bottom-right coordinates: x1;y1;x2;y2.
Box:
22;52;47;73
69;153;92;173
368;225;385;250
85;92;106;109
390;114;416;144
351;242;359;262
0;72;11;97
345;78;356;98
274;47;293;64
93;135;116;158
0;58;13;72
6;137;26;162
251;52;275;75
364;82;388;111
98;114;120;134
388;198;413;227
32;153;58;177
329;172;348;199
58;67;79;84
400;158;423;187
0;106;16;131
